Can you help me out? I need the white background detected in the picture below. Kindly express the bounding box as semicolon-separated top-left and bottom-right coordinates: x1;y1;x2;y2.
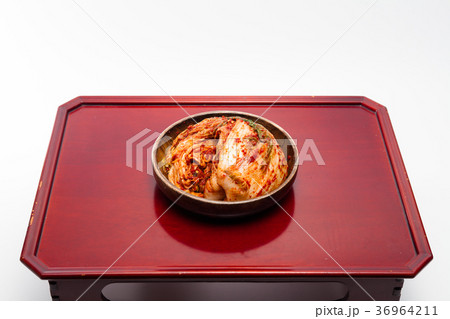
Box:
0;0;449;301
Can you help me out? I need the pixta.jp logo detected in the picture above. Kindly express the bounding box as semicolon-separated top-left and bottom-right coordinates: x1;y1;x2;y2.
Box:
126;129;325;176
125;128;170;176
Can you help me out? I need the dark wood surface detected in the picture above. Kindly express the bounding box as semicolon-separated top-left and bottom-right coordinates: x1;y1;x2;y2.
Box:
21;96;432;279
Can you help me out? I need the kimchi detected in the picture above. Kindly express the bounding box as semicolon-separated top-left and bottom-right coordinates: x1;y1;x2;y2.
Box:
165;116;288;201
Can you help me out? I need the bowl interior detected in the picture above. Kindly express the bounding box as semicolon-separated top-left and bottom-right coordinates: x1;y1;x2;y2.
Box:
153;111;298;204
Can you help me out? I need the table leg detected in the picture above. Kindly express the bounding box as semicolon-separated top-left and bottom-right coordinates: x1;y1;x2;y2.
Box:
49;279;113;301
48;277;404;301
343;278;404;301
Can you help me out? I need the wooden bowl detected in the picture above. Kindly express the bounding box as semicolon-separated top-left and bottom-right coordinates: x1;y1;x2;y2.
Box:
151;111;298;218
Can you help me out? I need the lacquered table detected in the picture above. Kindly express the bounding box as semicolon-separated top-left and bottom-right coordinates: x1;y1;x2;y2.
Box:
21;96;432;300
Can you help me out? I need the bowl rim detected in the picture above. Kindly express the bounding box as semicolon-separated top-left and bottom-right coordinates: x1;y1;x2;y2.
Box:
151;110;299;205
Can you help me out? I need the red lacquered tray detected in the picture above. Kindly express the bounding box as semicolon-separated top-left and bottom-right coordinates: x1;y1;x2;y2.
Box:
21;96;432;299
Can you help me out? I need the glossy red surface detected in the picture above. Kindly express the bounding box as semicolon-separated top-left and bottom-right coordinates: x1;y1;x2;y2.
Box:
21;96;432;279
